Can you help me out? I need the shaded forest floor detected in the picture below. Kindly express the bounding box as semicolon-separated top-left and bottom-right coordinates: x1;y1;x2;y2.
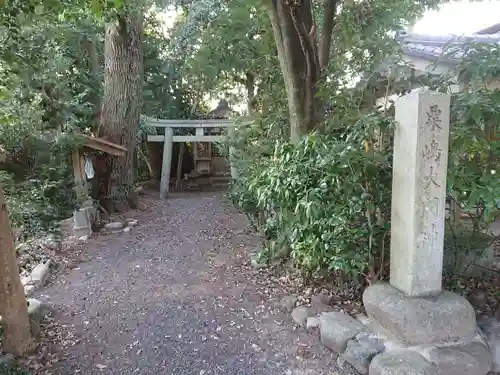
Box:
29;191;341;375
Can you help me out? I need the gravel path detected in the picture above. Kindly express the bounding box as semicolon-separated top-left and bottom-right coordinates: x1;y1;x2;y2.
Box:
37;191;338;375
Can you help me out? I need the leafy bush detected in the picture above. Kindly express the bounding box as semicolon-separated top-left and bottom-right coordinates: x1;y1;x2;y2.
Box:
0;137;76;241
232;113;394;282
443;229;496;277
230;40;500;285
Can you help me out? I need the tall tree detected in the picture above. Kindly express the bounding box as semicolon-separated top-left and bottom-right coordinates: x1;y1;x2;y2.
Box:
98;7;144;212
266;0;442;141
180;0;276;115
0;184;33;355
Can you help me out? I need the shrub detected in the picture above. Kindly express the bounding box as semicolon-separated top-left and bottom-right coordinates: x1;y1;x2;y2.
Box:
232;113;394;283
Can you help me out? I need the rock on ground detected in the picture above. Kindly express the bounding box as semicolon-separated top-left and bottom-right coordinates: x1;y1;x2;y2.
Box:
369;351;436;375
36;191;341;375
280;295;298;312
320;311;365;353
27;298;50;337
291;306;314;326
306;316;321;330
28;260;52;287
420;340;492;375
340;333;385;375
104;221;124;231
478;316;500;372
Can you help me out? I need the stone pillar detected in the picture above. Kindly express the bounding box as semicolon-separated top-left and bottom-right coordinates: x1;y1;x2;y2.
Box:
227;126;239;180
390;91;450;297
363;90;478;348
160;127;174;199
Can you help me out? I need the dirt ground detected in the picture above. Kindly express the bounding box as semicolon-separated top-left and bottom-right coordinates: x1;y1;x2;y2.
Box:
34;191;340;375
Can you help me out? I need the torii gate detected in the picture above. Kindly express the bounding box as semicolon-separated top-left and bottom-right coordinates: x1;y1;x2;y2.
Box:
143;117;246;199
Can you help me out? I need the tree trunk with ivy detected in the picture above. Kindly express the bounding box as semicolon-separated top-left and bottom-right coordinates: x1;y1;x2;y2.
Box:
99;14;143;212
81;35;101;131
0;184;34;356
267;0;337;141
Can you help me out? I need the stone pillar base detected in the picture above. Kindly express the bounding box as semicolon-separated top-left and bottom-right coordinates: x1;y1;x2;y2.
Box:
363;283;476;345
354;283;494;375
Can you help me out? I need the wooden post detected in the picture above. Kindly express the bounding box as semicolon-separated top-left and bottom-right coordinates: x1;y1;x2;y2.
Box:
160;127;174;199
72;148;87;202
0;184;34;355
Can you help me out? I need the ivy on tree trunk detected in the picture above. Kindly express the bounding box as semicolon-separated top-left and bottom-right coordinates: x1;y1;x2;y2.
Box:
81;35;101;131
99;13;143;212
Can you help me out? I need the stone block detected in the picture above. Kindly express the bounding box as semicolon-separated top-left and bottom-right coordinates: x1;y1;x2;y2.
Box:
356;331;386;352
365;318;407;353
30;261;52;287
27;298;50;337
306;316;321;330
127;219;139;227
291;306;314;326
363;283;476;345
369;351;438;375
73;208;91;236
319;311;365;353
478;316;500;372
105;221;124;231
341;335;385;374
24;284;35;296
417;340;492;375
337;356;365;375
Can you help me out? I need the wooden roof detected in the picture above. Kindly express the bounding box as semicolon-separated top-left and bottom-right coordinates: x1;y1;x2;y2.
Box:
76;134;127;157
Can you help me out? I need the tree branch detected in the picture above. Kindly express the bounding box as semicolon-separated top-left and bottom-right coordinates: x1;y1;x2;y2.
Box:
318;0;338;72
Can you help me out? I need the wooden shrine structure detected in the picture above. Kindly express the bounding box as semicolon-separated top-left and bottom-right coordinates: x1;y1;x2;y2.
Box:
72;133;127;201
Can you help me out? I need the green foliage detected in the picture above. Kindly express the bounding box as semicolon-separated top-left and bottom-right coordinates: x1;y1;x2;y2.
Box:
443;228;495;277
180;0;276;102
0;1;92;238
445;44;500;224
231;112;394;280
226;9;500;282
0;0;194;239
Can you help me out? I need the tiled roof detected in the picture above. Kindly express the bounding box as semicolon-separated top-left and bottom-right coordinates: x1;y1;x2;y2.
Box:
396;30;500;64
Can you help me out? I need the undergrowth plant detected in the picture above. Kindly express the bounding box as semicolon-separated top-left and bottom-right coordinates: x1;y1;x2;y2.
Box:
229;39;500;285
230;110;395;284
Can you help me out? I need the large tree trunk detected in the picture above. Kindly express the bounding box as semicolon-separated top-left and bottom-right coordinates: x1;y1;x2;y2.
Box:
81;36;101;131
267;0;337;141
0;184;33;355
99;14;143;212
